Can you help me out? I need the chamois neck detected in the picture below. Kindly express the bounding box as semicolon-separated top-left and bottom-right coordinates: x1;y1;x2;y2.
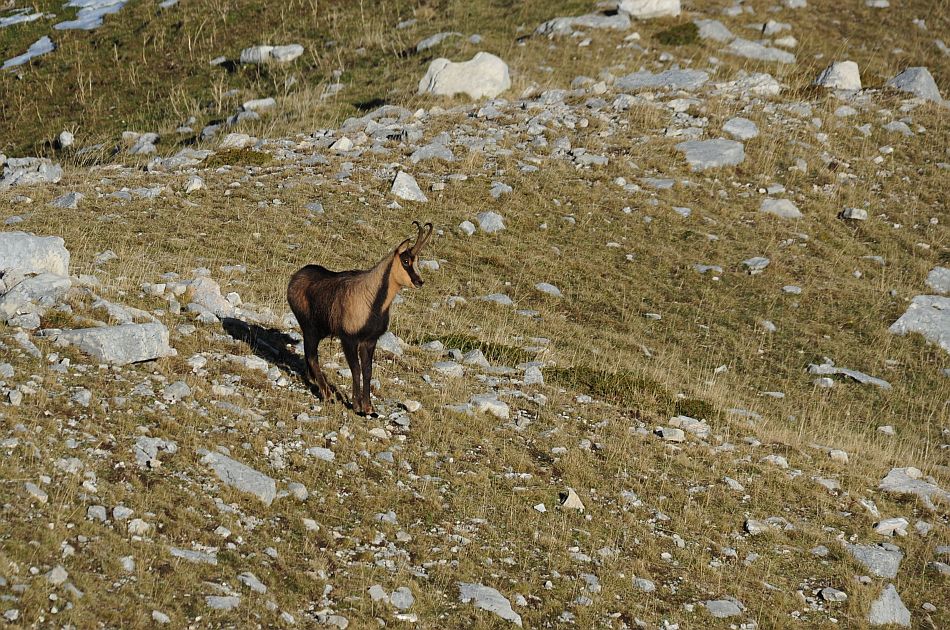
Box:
367;251;402;311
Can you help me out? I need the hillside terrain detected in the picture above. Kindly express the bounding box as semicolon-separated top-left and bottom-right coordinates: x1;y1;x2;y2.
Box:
0;0;948;628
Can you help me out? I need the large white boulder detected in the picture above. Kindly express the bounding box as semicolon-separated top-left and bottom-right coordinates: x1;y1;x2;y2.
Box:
418;52;510;99
885;67;943;102
815;61;862;91
619;0;680;19
0;232;70;276
55;323;177;365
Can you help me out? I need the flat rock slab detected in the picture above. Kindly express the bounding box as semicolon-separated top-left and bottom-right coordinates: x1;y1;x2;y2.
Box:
703;598;744;618
723;117;759;140
458;582;522;626
694;19;733;41
807;360;891;389
56;323;176;365
728;38;796;64
675;139;745;171
201;450;277;505
843;542;903;578
536;12;630;36
760;198;801;219
868;584;911;627
878;467;950;511
0;232;70;275
889;295;950;354
615;69;709;92
418;52;510;99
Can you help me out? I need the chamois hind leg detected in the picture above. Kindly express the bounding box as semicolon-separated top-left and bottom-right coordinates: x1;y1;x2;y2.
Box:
358;339;377;417
302;332;335;402
340;337;363;413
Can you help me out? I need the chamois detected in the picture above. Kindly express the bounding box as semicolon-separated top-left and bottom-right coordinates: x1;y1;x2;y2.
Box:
287;221;433;416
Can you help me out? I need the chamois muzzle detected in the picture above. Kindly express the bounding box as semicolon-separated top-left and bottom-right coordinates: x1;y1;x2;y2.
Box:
410;221;433;256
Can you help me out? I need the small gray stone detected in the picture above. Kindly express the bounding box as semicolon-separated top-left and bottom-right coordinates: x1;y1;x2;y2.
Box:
169;547;217;565
723;117;759;140
842;207;868;221
458;582;522;626
389;586;414;610
535;282;561;297
201;450;277;505
727;38;796;63
760;198;802;219
694;19;733;42
238;572;267;593
205;595;240;611
675;139;745;171
391;171;427;202
615;68;709;92
821;587;848;602
476;211;505;233
815;61;862;91
703;598;744;618
49;192;84;209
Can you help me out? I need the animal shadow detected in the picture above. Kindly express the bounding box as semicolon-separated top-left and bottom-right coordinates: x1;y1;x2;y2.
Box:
220;317;347;403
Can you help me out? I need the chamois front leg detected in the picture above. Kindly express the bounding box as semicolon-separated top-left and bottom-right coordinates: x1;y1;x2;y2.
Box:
340;336;362;412
358;339;377;417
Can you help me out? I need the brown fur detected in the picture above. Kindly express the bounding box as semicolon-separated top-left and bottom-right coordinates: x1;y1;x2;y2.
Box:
287;223;431;415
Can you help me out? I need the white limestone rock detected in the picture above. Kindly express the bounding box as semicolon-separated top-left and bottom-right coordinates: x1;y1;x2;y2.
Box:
418;52;511;100
619;0;680;19
0;232;70;275
536;12;631;37
723;117;759;140
760;198;802;219
889;295;950;355
391;171;428;202
0;157;62;189
694;19;733;42
201;450;277;505
675;139;745;171
728;38;796;64
868;584;910;627
815;61;862;91
615;69;708;92
240;44;303;64
477;211;505;233
885;67;943;102
925;267;950;294
55;323;176;365
878;466;950;510
458;582;522;626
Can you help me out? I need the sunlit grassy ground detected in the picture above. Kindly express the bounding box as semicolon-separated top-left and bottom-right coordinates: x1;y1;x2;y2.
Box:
0;0;948;627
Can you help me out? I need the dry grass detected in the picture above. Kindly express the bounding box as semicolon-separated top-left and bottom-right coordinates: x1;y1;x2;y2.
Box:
0;0;948;627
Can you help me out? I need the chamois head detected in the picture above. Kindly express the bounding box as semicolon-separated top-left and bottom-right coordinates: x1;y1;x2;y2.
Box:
393;221;433;289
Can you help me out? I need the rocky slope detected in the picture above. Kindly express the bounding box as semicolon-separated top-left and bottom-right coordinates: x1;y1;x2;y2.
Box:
0;0;948;627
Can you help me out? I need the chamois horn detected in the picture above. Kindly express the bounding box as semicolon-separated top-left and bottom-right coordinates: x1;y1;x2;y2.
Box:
410;221;433;254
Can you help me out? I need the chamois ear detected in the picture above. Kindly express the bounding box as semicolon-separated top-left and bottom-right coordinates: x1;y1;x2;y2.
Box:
395;238;412;254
